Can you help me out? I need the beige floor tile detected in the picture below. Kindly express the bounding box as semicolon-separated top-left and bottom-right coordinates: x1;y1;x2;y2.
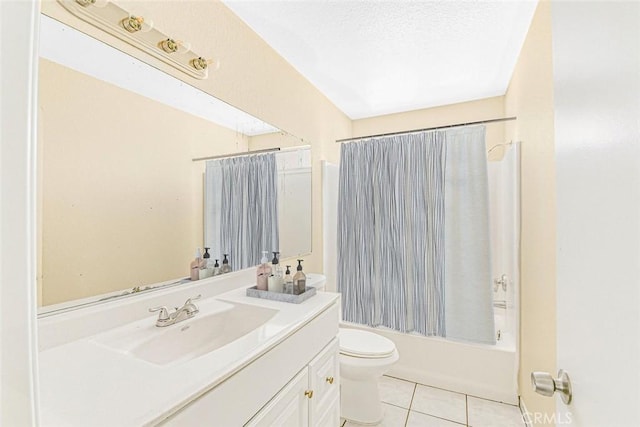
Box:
380;376;416;409
406;410;466;427
410;385;467;424
467;396;525;427
344;402;408;427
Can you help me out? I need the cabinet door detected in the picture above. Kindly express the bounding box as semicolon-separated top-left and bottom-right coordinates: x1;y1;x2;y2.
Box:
312;395;340;427
308;338;340;427
245;368;310;427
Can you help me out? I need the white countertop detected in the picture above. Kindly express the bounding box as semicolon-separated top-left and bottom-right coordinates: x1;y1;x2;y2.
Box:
38;283;338;426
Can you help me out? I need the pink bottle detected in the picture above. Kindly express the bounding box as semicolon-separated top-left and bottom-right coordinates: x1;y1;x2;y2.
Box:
256;251;272;290
190;249;202;281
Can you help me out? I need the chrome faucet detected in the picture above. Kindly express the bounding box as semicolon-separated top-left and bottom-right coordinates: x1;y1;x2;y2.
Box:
149;295;201;327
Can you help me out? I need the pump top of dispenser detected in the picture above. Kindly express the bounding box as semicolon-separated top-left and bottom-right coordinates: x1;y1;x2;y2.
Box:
297;259;304;271
203;248;210;259
214;259;219;267
272;251;280;265
285;265;291;275
261;251;269;264
222;254;229;264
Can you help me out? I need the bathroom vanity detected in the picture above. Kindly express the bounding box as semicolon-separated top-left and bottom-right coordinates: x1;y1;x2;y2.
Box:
37;272;339;426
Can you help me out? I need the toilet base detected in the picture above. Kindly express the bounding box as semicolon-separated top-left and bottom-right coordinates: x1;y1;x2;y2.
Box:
340;377;384;425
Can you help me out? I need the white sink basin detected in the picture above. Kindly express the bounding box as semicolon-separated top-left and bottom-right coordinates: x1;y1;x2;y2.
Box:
92;300;279;366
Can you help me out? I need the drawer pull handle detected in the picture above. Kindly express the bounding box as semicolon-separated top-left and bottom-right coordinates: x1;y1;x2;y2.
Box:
325;376;334;384
304;390;314;398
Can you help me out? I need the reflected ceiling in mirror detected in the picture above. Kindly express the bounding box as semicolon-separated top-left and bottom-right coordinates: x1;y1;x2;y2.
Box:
40;15;278;136
38;16;311;312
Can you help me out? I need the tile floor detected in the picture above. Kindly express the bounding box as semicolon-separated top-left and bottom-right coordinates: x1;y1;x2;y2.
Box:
340;376;527;427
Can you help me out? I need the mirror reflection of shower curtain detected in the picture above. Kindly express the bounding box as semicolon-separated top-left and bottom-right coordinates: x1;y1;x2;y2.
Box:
337;125;495;345
204;153;279;270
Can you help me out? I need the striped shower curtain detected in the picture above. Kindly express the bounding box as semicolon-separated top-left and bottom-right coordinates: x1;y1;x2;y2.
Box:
337;126;495;345
204;153;279;270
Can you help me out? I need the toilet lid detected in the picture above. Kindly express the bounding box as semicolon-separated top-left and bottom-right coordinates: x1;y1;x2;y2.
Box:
338;328;396;358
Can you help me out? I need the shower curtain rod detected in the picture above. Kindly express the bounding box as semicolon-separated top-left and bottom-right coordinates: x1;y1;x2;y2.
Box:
192;145;311;162
335;116;517;143
192;147;279;162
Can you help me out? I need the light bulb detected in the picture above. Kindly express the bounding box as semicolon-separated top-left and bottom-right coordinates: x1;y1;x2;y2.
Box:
159;39;191;54
74;0;109;9
121;14;153;33
191;57;219;71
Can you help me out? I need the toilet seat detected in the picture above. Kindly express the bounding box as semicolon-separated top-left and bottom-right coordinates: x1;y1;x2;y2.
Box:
338;328;396;359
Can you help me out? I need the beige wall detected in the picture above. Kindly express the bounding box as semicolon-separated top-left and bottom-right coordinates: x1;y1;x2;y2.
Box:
39;59;248;305
504;1;557;423
344;96;506;162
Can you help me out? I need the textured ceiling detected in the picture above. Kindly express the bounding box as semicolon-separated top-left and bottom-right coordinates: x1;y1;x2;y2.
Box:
223;1;538;119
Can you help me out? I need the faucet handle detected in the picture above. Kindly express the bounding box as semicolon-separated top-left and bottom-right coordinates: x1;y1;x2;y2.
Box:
185;294;202;305
149;306;170;321
183;295;201;314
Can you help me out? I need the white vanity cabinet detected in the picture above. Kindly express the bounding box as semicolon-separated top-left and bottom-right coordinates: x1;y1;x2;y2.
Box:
157;300;340;427
246;338;340;427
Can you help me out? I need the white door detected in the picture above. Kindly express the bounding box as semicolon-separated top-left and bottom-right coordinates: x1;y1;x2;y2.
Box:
552;2;639;425
0;1;41;425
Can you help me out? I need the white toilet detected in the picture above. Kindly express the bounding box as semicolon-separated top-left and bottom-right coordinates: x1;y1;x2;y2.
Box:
338;328;399;424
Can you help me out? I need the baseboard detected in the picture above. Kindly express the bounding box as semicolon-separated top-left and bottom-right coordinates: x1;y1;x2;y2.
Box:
519;397;531;427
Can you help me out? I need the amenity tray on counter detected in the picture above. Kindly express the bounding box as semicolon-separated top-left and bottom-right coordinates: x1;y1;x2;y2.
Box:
246;286;316;304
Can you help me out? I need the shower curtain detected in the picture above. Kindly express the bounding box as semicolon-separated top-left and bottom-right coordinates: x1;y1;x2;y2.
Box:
204;153;279;271
337;125;495;344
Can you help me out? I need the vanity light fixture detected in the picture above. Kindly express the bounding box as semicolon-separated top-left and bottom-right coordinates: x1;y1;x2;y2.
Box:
75;0;108;8
58;0;214;80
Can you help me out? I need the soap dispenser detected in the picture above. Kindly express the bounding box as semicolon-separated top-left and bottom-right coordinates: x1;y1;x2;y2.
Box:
220;254;232;274
256;251;271;291
293;259;306;295
212;259;220;276
284;265;293;294
271;251;284;292
200;247;212;279
190;249;202;281
206;251;216;277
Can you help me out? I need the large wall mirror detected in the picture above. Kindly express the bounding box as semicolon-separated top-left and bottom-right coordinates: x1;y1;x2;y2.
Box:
38;16;311;310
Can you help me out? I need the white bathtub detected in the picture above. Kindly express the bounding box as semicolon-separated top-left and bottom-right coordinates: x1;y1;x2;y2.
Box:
340;315;518;405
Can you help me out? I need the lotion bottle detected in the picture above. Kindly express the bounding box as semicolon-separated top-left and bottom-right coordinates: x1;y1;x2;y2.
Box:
293;259;306;295
284;265;293;294
271;251;284;292
220;254;232;274
267;274;279;293
256;251;271;290
206;251;216;277
190;249;202;281
200;247;212;279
